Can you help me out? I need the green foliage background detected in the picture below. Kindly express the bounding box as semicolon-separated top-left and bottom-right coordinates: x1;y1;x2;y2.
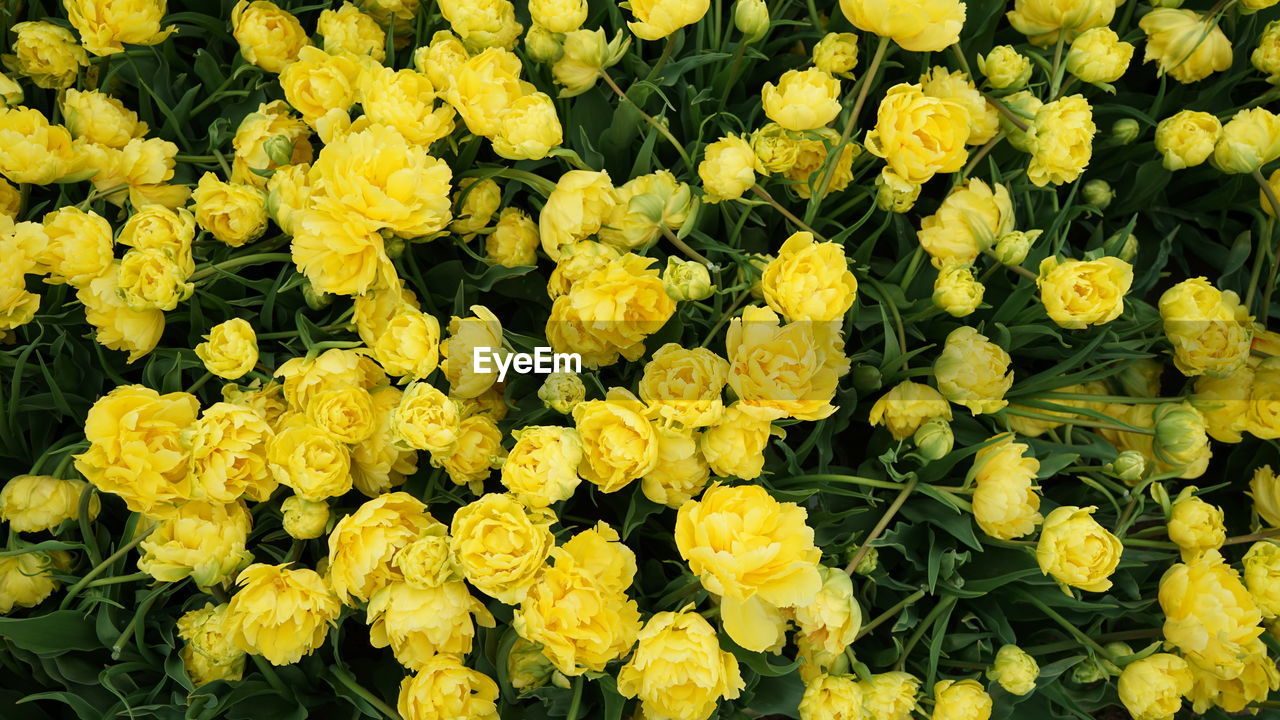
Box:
1;0;1280;718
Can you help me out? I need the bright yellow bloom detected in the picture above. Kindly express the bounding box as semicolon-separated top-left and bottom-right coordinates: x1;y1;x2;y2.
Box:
839;0;964;51
65;0;176;57
539;169;618;260
397;655;499;720
189;402;274;503
0;551;67;613
0;475;97;533
1118;653;1193;720
1250;465;1280;527
5;22;88;89
988;645;1039;695
1066;27;1134;84
699;135;759;203
726;305;846;421
195;319;258;380
978;45;1032;90
0;107;75;185
1139;9;1233;84
1159;277;1253;378
1159;549;1264;679
1211;108;1280;175
1243;541;1280;618
865;83;970;186
501;426;583;508
367;580;495;670
1168;487;1226;562
137;500;253;589
231;0;310;72
761;232;857;322
492;92;564;161
626;0;710;41
318;2;384;60
931;679;992;720
934;326;1012;415
1037;256;1132;329
1036;505;1122;593
451;493;554;603
868;381;952;441
1007;0;1115;47
1155;110;1222;170
617;609;745;720
971;434;1043;540
177;603;245;686
225;563;341;665
762;68;841;132
1027;94;1095;187
327;492;440;604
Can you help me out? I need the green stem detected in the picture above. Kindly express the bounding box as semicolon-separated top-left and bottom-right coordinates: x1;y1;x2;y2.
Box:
191;253;293;283
566;675;584;720
810;35;890;206
751;185;827;240
600;70;693;170
1223;528;1280;546
60;522;156;609
776;474;903;490
87;571;149;588
661;226;713;267
1019;590;1120;665
896;595;957;670
1121;537;1177;550
1003;407;1154;436
856;588;927;640
845;475;919;575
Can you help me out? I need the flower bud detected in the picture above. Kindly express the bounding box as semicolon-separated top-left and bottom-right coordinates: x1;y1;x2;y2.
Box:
384;235;407;260
508;637;563;690
1109;231;1139;262
264;134;295;167
913;416;954;460
1083;179;1113;209
282;495;330;539
1105;450;1147;484
875;169;921;213
849;545;878;576
978;45;1032;91
1072;642;1130;683
538;372;586;414
1111;118;1140;145
850;364;882;393
663;256;715;301
993;230;1040;267
1152;402;1209;472
734;0;770;43
933;263;984;317
525;24;564;64
988;645;1039;695
302;279;333;310
813;33;858;77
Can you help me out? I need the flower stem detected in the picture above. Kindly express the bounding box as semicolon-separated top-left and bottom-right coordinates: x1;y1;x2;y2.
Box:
600;70;694;170
856;588;927;640
845;475;918;575
60;521;156;609
566;675;584;720
191;253;293;283
751;185;827;240
661;226;713;267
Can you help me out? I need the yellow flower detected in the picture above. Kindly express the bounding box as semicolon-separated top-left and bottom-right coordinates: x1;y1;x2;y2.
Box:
1006;0;1115;47
1159;277;1253;378
791;565;861;670
352;386;418;498
138;500;253;589
281;495;329;539
799;674;862;720
1243;541;1280;618
869;381;952;441
572;387;658;492
327;492;440;604
361;67;456;149
626;0;710;41
75;385;198;516
231;0;310;72
700;402;772;480
1028;94;1095;187
676;483;821;651
1211;108;1280;175
77;264;166;363
553;28;628;96
230;101;313;187
861;671;920;720
486;207;539;266
664;256;715;302
762;68;841;132
1193;364;1252;443
1139;9;1233;84
450;177;501;239
512;525;641;675
501;426;583;508
839;0;963;51
368;580;495;670
1037;256;1132;329
783;126;861;197
931;679;992;720
438;304;503;398
193;319;258;381
971;434;1043;540
65;0;176;56
1066;27;1134;84
813;33;858;77
226;563;341;665
267;414;352;501
761;232;857;323
538;372;586;415
370;307;440;382
191;173;267;247
617;609;744;720
550;253;676;367
638;344;728;428
1187;645;1280;713
303;386;374;444
61;89;146;148
934;326;1013;415
751;123;801;173
1155;110;1222;170
531;0;588;33
865;83;970;186
699;134;759;203
0;551;67;613
318;2;384;60
1168;487;1226;562
1159;549;1264;679
917;178;1014;268
1264;168;1280;217
451;493;554;603
438;0;522;52
309;123;454;238
118;206;195;275
921;67;999;146
398;655;499;720
987;645;1039;695
1253;20;1280;84
600;170;694;252
414;30;469;92
1250;466;1280;527
1036;505;1122;593
727;305;845;421
274;346;383;409
177;603;245;686
435;414;506;491
290;209;391;296
5;21;88;89
492;92;564;160
40;206;113;288
189;402;274;503
278;46;360;125
446;47;525;136
393;382;462;454
641;425;711;508
394;531;461;589
0;475;97;533
0;72;22;107
933;263;984;317
978;45;1032;90
0;107;75;185
539;170;619;260
1118;654;1193;720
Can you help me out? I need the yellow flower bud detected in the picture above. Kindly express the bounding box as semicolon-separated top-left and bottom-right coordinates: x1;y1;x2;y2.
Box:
538;372;586;414
1111;118;1140;144
988;645;1039;695
281;495;329;539
1082;178;1113;208
450;177;502;239
978;45;1032;90
1168;487;1226;562
734;0;770;42
553;28;627;97
762;68;842;132
196;318;259;380
486;207;539;266
699;134;759;203
1037;505;1122;593
813;33;858;77
1250;465;1280;527
861;671;920;720
971;434;1043;540
1211;107;1280;175
1253;20;1280;84
1118;654;1193;720
993;230;1039;266
1105;450;1148;483
231;0;311;73
869;381;952;441
1066;27;1134;85
933;263;984;317
1155;110;1221;170
1243;540;1280;618
874;168;921;213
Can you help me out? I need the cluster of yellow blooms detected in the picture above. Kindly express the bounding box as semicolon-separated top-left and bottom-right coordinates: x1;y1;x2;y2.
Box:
3;0;1280;718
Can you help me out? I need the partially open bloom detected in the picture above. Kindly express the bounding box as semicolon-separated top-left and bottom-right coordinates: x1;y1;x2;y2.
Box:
1160;549;1264;679
617;609;744;720
1037;256;1132;329
839;0;964;51
1159;278;1253;378
934;327;1013;415
225;563;341;665
1118;654;1193;720
971;435;1043;540
398;655;499;720
699;135;759;204
5;22;88;89
451;493;554;603
726;306;846;421
0;475;97;533
1036;505;1122;593
1139;9;1233;84
196;319;259;380
626;0;711;41
761;232;857;323
65;0;177;57
1155;110;1222;170
138;501;253;589
865;83;970;186
1168;487;1226;562
988;645;1039;695
762;69;841;132
1007;0;1115;47
231;0;310;72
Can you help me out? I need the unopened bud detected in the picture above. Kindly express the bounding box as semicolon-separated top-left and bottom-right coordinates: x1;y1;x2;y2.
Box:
734;0;770;43
994;230;1041;266
538;372;585;414
663;256;715;301
1083;179;1113;209
302;280;333;310
1111;118;1140;145
525;24;563;64
849;545;878;576
913;417;954;460
875;170;920;213
264;135;295;166
1104;450;1147;484
850;364;882;393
